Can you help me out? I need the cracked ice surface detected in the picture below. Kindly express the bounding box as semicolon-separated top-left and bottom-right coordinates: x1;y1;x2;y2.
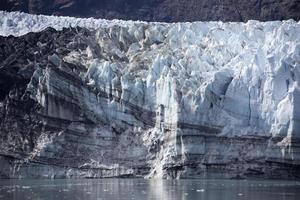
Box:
0;11;300;178
1;11;299;140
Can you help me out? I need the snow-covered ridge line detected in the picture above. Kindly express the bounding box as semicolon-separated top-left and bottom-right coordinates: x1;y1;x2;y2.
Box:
0;11;299;37
0;11;148;37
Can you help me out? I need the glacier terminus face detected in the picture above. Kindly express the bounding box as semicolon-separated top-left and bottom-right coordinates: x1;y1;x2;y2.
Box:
0;11;300;179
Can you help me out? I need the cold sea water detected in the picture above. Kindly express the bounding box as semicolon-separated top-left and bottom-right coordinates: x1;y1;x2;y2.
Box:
0;178;299;200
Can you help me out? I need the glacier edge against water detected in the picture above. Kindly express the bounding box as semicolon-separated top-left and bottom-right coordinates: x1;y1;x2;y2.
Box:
0;11;299;179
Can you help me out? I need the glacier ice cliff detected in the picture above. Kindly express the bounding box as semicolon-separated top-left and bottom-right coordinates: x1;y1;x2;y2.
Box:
0;12;300;179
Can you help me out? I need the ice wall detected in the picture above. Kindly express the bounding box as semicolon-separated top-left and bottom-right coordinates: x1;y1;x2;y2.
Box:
0;11;300;179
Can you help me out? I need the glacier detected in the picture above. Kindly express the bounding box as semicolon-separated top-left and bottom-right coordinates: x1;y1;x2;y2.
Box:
0;11;300;179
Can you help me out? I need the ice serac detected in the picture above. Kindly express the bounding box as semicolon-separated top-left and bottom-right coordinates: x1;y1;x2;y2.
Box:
0;12;300;179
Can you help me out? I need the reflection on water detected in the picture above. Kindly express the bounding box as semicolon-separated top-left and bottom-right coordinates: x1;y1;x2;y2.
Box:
0;178;299;200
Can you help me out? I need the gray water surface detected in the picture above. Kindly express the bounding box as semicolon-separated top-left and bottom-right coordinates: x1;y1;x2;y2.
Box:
0;179;299;200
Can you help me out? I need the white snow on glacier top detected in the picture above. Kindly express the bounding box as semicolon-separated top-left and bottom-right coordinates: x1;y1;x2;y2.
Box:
0;11;149;37
0;11;299;37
